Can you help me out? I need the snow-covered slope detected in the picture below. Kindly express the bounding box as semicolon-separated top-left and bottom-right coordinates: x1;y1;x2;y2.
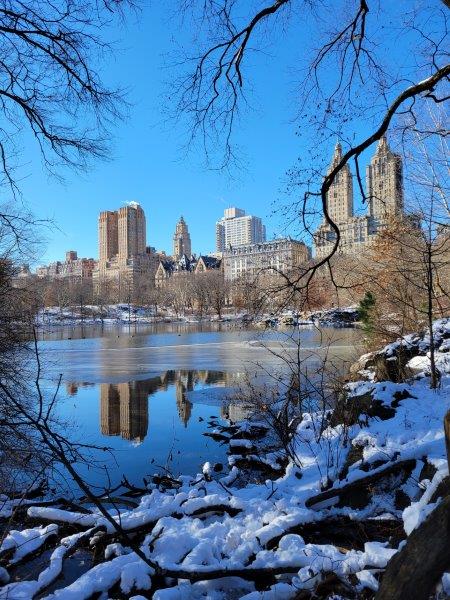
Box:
1;319;449;599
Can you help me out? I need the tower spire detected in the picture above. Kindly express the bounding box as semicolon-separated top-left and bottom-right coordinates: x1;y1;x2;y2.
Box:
173;215;192;260
377;135;388;154
334;140;342;157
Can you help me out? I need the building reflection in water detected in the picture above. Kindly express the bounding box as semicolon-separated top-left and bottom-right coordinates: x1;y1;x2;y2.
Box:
65;382;95;396
92;370;236;443
100;381;149;443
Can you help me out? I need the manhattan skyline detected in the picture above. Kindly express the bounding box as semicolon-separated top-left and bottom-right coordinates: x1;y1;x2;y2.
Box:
14;2;416;265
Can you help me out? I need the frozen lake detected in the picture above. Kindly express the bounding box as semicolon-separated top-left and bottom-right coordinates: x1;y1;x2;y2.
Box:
37;322;363;491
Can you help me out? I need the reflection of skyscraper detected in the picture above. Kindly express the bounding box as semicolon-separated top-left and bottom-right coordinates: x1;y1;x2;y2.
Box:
100;380;148;442
66;382;95;396
66;383;79;396
119;382;149;441
175;371;193;427
99;370;239;437
101;384;121;436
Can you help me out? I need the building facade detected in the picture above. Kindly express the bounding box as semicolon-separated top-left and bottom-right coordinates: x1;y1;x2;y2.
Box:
216;207;266;252
314;137;404;259
195;255;222;274
223;238;311;281
93;202;156;299
366;136;404;223
99;211;118;262
326;142;354;224
172;216;192;260
155;254;197;287
36;251;96;283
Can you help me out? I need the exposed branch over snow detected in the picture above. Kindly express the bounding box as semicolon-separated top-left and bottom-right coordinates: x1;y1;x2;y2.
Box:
1;319;449;598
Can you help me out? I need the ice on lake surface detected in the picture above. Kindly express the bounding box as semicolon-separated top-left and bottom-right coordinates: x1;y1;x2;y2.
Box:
36;322;363;492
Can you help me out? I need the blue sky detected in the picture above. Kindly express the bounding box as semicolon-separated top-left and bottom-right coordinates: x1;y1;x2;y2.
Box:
16;1;430;264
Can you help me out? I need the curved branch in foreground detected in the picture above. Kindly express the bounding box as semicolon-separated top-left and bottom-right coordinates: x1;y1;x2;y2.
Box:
288;62;450;291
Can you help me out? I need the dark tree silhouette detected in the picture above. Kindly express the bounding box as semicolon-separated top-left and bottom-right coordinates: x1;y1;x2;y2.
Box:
0;0;130;196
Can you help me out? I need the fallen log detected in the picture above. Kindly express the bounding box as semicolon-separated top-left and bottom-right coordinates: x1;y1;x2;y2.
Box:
376;494;450;600
305;459;416;510
187;504;242;518
265;516;404;551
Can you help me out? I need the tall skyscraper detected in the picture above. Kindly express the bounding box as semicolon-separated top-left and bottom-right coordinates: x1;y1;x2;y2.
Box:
366;136;403;221
326;142;354;223
99;210;118;262
98;202;145;264
216;207;266;252
94;202;156;300
117;202;146;262
172;216;192;260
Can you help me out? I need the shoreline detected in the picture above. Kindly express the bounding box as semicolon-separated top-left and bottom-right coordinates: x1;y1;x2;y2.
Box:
2;319;448;599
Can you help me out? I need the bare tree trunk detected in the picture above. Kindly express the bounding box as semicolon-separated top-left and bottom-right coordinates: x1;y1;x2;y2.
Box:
445;410;450;471
426;242;438;389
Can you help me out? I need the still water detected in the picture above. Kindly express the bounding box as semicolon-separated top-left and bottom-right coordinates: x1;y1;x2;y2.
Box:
37;322;363;491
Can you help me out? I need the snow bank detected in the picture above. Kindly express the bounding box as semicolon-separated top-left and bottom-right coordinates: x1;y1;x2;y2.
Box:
1;318;449;599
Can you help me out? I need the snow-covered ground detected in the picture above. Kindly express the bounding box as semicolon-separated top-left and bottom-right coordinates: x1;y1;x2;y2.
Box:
1;319;449;599
37;304;360;328
37;304;247;326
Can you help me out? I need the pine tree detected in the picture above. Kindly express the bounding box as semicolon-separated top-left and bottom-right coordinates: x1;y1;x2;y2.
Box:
358;291;376;335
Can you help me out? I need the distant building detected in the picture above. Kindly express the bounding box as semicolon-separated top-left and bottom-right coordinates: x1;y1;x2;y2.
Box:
36;251;96;283
366;135;404;224
93;202;157;299
11;263;34;288
14;264;32;279
314;136;404;259
155;259;175;287
326;142;354;224
223;238;311;281
195;255;222;274
155;254;197;287
216;207;266;252
173;216;192;261
99;211;118;262
65;251;77;262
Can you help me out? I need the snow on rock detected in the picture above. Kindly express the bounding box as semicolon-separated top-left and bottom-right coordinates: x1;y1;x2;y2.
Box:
356;569;380;592
441;573;450;596
219;466;239;486
402;462;448;535
202;462;212;477
2;318;449;599
182;493;242;516
253;510;311;547
229;438;254;450
241;583;298;599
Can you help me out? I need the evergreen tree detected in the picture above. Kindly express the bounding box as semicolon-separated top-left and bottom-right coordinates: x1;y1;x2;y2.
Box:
358;291;376;335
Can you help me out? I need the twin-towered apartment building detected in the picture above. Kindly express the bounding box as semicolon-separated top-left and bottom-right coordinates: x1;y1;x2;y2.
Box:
31;135;405;295
94;201;157;295
314;136;404;258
